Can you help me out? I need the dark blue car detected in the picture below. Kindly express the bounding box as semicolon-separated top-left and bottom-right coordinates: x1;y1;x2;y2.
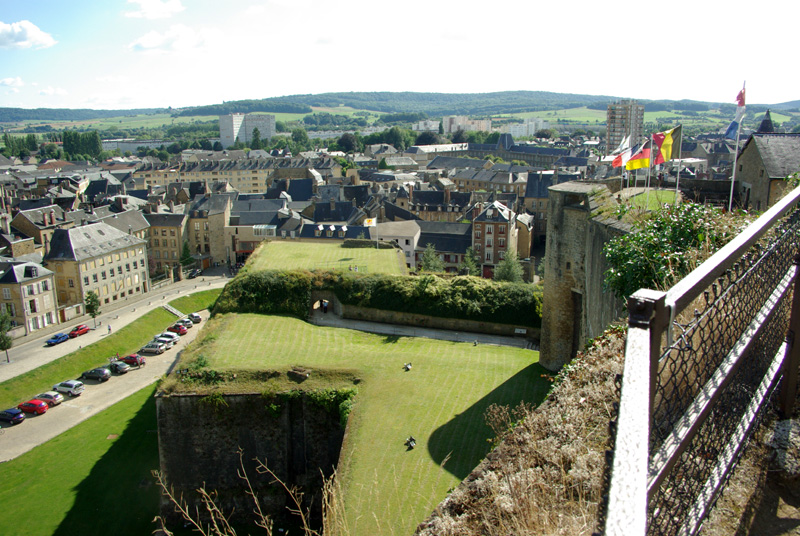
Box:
0;408;25;425
46;333;69;346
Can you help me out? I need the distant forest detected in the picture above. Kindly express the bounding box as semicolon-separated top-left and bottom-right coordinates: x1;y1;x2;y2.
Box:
1;91;792;123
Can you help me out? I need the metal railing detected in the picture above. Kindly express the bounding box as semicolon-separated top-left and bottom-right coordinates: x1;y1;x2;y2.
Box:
605;185;800;536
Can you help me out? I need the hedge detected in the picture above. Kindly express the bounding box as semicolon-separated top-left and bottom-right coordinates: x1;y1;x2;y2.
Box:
213;270;542;328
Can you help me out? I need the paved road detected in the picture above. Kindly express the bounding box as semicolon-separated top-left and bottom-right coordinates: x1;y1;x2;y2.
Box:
0;310;210;462
0;274;229;383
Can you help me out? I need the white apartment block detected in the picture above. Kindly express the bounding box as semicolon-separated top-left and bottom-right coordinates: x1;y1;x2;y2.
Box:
441;116;492;134
508;118;551;138
220;114;277;148
412;120;441;132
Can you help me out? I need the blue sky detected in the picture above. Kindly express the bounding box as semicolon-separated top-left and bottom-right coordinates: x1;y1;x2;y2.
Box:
1;0;797;110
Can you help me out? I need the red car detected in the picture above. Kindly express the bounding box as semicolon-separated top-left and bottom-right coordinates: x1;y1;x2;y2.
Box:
69;324;90;338
18;399;48;415
167;324;188;335
121;353;146;367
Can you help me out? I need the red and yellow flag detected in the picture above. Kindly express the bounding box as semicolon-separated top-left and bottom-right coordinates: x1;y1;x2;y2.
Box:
652;126;682;165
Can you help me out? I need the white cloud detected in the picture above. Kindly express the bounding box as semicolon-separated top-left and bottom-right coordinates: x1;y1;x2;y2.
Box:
129;24;204;53
39;86;67;96
125;0;185;20
0;20;57;49
0;76;24;87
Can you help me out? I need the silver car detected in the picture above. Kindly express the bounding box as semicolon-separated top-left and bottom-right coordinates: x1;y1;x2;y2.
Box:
52;380;85;397
35;391;65;407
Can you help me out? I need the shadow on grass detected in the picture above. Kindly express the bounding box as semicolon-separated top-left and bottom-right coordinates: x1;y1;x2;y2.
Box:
427;362;550;480
382;335;402;344
53;392;161;536
337;257;355;262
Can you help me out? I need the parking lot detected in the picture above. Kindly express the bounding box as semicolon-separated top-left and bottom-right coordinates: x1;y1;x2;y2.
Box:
0;310;209;462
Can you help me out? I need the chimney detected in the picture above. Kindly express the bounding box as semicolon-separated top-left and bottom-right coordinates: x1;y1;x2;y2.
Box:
330;199;335;211
444;188;450;205
169;200;175;211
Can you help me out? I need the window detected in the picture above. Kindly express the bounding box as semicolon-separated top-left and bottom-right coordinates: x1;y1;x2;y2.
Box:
93;274;98;283
42;280;49;291
29;299;37;313
117;266;123;275
170;229;176;236
154;251;161;259
499;238;505;248
68;279;74;288
2;288;9;300
27;284;35;296
162;229;167;236
5;303;14;316
154;239;159;247
475;231;481;239
84;276;89;286
133;260;138;269
499;251;505;260
499;225;506;235
102;271;107;280
487;226;493;235
195;222;200;230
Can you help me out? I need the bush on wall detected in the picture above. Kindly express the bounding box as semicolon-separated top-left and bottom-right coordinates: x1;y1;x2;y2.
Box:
213;270;542;328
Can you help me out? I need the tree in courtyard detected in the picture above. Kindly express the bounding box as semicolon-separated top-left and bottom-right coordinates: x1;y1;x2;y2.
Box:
212;141;223;151
85;291;101;328
251;128;262;150
460;246;480;276
420;243;445;272
494;251;524;282
415;131;440;146
180;241;194;267
0;310;12;363
337;132;359;153
451;128;467;143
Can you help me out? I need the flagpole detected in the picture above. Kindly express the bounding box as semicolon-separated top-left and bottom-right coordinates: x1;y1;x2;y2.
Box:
728;81;746;212
645;133;654;211
674;125;683;206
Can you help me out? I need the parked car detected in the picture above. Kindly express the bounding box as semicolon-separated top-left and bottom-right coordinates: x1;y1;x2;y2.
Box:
140;342;166;355
18;399;48;415
109;361;131;374
158;332;180;343
46;333;70;346
176;318;193;329
121;353;146;367
187;268;202;279
0;408;25;425
188;312;202;324
69;324;90;338
154;336;175;349
35;391;64;407
167;324;187;335
52;380;85;397
80;367;111;382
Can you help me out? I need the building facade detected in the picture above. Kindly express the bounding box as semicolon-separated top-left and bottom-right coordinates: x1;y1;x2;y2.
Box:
44;222;150;307
219;114;277;149
0;262;59;333
606;99;644;155
472;201;518;279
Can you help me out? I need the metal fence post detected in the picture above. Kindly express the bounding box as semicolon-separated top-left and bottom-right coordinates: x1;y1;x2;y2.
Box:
780;255;800;417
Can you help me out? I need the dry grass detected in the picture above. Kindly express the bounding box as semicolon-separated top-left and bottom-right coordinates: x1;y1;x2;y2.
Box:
415;326;626;536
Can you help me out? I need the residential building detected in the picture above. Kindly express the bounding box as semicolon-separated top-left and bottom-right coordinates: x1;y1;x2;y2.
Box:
508;118;551;138
412;120;441;132
606;99;644;155
472;201;518;278
43;222;150;307
441;116;492;134
10;204;75;254
219;114;276;149
0;261;59;333
370;221;420;269
143;213;189;273
414;221;472;273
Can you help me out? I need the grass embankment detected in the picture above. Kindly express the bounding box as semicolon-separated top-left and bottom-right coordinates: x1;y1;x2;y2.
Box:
0;384;160;536
0;289;220;410
167;313;548;535
246;240;407;275
630;189;677;210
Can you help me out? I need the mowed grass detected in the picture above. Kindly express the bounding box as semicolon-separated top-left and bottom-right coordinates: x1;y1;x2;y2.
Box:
0;384;160;536
246;240;407;275
630;189;677;210
176;313;549;535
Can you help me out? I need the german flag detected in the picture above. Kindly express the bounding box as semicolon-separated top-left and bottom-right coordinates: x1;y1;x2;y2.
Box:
625;140;652;171
652;126;681;165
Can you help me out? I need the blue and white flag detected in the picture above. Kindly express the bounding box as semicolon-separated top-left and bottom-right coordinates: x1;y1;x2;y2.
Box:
724;89;746;140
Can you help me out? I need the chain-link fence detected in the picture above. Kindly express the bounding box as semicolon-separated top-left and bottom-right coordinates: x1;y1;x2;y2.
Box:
605;186;800;536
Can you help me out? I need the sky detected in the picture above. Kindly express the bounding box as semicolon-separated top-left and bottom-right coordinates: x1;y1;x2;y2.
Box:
1;0;797;111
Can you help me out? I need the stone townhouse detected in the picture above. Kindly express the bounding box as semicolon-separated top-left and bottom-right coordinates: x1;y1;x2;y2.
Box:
472;201;518;279
735;133;800;211
414;221;472;273
10;204;76;254
0;261;59;333
43;222;150;307
394;186;473;223
185;193;235;268
143;212;188;273
452;169;528;196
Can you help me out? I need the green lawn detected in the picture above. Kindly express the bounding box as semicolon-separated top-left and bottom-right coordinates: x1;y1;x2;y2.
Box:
0;288;221;411
174;313;548;535
630;189;677;210
246;241;407;275
0;384;160;536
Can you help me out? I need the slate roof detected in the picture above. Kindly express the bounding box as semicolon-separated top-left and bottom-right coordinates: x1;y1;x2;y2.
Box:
745;133;800;179
343;184;370;207
312;201;360;223
474;201;514;223
286;178;314;201
384;201;420;221
44;222;146;262
524;172;556;198
0;261;53;284
96;209;150;235
427;156;489;170
143;212;188;228
297;224;369;240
